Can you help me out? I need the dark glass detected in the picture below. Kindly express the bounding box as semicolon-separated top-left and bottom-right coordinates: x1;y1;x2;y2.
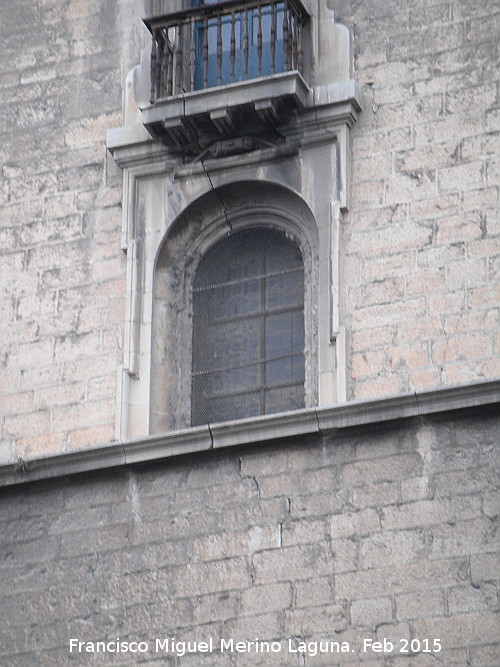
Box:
191;227;305;425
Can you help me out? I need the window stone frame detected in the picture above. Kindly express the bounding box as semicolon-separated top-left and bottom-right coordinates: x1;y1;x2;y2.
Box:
151;182;318;434
108;128;355;441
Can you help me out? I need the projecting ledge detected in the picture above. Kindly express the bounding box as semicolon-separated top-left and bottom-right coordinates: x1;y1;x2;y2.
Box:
0;379;498;488
141;71;311;149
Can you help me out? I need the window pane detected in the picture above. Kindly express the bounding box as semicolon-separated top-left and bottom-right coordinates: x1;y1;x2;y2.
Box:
266;268;303;309
265;384;305;415
265;353;305;386
193;317;261;372
195;234;264;286
265;312;304;356
192;227;305;425
196;278;261;321
201;364;261;395
193;391;261;425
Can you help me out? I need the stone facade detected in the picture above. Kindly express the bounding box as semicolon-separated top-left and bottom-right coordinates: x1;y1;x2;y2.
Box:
0;407;498;664
1;0;499;459
0;0;499;664
1;0;148;461
339;0;500;400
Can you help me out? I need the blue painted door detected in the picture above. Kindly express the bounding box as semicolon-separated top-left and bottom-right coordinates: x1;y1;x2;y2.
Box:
192;1;285;89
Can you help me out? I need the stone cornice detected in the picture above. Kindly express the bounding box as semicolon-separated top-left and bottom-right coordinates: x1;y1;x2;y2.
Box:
1;379;498;488
106;85;361;171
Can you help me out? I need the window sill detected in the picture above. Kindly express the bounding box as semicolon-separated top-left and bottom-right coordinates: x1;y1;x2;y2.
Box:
1;379;499;488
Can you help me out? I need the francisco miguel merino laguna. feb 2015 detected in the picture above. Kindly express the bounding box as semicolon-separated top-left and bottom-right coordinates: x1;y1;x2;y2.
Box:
69;637;353;657
69;637;443;656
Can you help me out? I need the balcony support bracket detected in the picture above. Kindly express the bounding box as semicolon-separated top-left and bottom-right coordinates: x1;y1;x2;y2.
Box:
162;117;197;148
210;108;236;135
255;100;279;126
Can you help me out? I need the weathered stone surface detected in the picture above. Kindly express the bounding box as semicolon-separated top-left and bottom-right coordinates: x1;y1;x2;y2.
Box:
0;0;146;464
0;0;499;663
1;0;498;457
0;413;498;663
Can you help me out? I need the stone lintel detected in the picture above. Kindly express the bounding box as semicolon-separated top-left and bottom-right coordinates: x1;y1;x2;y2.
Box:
106;96;359;171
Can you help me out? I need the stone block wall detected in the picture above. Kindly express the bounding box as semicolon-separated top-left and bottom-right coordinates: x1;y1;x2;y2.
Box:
0;409;498;664
1;2;498;663
336;0;500;399
0;1;499;452
0;0;148;462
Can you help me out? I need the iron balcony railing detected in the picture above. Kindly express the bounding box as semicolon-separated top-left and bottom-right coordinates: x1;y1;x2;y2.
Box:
145;0;309;103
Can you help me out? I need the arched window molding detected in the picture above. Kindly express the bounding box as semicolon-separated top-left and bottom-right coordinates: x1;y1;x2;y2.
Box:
150;181;319;435
110;114;355;443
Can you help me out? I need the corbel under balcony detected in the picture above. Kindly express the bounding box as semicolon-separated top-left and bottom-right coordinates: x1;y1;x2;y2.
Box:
142;70;311;150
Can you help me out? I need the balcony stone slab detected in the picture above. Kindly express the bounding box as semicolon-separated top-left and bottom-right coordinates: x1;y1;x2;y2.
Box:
141;70;311;151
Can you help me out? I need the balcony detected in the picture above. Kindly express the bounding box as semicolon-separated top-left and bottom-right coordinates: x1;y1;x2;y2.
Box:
142;0;310;154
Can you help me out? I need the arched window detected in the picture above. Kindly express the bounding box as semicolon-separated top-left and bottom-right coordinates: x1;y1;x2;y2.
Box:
150;182;319;436
191;227;305;425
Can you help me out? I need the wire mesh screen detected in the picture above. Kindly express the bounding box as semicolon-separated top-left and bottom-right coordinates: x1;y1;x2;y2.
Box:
191;227;305;426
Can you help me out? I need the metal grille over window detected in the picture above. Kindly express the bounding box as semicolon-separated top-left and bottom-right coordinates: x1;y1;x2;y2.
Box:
192;227;305;425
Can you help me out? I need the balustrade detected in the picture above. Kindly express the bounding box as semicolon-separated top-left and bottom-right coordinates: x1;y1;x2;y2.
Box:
146;0;309;103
